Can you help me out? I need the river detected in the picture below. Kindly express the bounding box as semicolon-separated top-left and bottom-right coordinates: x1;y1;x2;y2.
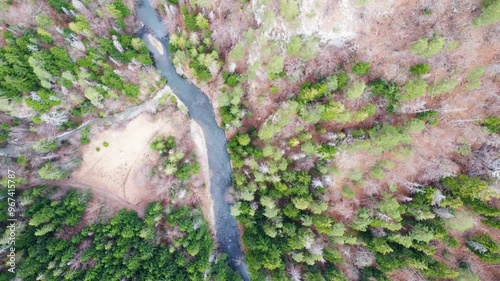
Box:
135;1;250;280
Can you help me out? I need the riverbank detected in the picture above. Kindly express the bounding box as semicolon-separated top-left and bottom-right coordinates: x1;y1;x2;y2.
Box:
147;33;164;55
137;0;250;278
190;120;216;235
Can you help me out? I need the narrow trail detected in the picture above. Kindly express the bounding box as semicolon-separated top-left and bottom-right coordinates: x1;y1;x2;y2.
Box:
49;180;146;217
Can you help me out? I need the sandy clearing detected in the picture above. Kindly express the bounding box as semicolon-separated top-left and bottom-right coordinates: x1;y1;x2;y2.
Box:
70;109;217;233
190;120;216;234
71;111;187;208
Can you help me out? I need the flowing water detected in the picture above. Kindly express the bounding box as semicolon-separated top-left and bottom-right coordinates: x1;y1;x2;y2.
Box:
136;1;250;280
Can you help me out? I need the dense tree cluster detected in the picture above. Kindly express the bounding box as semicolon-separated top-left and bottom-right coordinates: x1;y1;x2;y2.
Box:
228;127;499;279
0;188;239;280
150;135;200;181
169;6;220;82
222;54;499;279
228;128;347;279
1;1;498;280
0;0;155;151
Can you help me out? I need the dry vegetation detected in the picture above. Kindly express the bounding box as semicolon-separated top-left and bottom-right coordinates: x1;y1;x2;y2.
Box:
1;0;498;279
165;0;499;193
156;0;499;279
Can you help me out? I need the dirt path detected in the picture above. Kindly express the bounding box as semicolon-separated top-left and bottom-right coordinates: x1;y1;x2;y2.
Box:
63;180;146;217
0;85;173;157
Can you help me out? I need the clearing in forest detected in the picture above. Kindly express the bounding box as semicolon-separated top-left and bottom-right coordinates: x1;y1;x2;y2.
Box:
71;111;187;207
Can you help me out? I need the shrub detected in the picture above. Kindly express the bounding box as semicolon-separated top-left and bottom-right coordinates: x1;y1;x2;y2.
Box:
416;110;439;125
150;135;176;152
467;66;486;81
481;116;500;134
80;126;91;145
445;211;474;231
228;43;244;61
352;61;370;76
280;0;300;21
466;234;500;264
456;143;471;157
345;80;366;100
37;162;68;180
181;6;199;31
370;165;385;179
286;36;301;56
17;156;28;165
353;104;376;122
0;123;11;147
189;60;212;81
48;0;72;13
33;140;58;153
123;83;140;98
464;66;486;91
407;119;426;132
25;90;62;112
428;79;459;96
401;78;427;100
441;175;489;200
472;0;500;26
336;71;350;90
456;267;480;281
222;72;240;87
297;82;328;102
298;37;320;61
410;35;445;57
410;63;430;75
268;56;285;74
342;186;356;199
258;101;298;139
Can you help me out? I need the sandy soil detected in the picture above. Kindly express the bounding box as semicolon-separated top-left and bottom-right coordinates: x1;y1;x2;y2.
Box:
71;111;187;209
189;120;216;233
148;33;164;55
69;109;217;231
